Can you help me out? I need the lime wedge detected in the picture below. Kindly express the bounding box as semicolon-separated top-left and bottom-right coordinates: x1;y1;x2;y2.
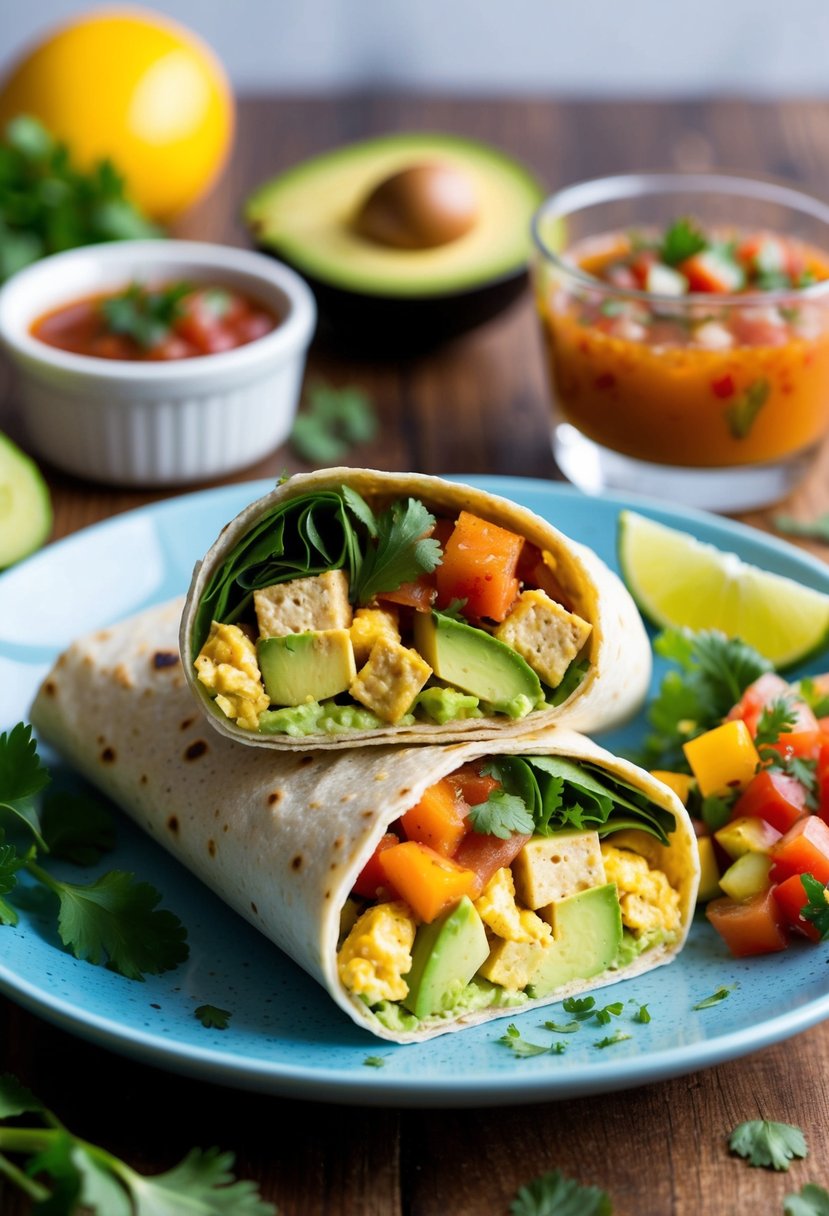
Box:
0;431;52;569
617;509;829;668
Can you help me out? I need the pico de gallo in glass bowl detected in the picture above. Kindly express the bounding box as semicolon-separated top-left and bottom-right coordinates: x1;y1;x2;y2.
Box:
637;627;829;958
532;173;829;511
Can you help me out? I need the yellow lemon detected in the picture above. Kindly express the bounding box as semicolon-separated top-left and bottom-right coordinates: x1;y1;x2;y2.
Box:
0;6;234;220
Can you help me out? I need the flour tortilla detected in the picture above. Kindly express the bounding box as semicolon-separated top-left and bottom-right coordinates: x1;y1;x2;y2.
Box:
179;468;652;749
30;598;698;1045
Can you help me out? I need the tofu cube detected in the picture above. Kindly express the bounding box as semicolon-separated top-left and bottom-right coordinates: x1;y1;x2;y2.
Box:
513;830;605;910
350;606;400;665
494;589;592;689
350;638;432;723
254;570;352;638
477;937;550;992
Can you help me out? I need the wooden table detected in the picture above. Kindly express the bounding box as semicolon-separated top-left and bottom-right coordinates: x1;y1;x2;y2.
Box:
2;94;829;1215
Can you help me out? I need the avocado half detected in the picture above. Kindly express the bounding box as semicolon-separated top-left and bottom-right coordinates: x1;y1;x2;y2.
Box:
244;133;545;354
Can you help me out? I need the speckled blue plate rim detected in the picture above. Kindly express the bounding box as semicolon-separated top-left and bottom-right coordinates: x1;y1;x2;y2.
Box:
1;472;828;1109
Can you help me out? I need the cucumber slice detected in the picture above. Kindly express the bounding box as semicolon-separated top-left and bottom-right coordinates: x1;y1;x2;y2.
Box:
0;431;52;568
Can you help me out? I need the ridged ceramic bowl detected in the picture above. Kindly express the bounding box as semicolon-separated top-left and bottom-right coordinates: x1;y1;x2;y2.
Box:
0;239;317;486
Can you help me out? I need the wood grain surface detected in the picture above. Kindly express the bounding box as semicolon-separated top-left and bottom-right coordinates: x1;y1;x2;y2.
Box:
2;94;829;1216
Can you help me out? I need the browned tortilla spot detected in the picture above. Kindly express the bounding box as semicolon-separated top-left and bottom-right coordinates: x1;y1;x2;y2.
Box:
113;663;134;688
100;746;115;763
140;774;148;785
207;839;216;857
361;809;373;820
398;787;411;797
251;901;258;915
340;793;356;803
184;740;208;761
42;680;57;697
309;800;321;810
373;772;389;782
268;790;283;806
167;815;179;834
298;755;314;767
179;716;195;731
291;855;303;871
333;836;343;850
152;650;179;670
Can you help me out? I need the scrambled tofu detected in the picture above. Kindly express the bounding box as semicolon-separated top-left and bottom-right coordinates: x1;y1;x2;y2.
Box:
337;900;416;1005
350;637;432;723
494;589;592;689
194;621;269;730
477;936;550;992
350;606;400;665
474;868;552;944
254;570;352;638
601;844;681;936
513;830;605;909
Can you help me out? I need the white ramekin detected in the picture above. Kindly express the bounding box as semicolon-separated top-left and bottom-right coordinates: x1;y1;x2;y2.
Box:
0;239;317;486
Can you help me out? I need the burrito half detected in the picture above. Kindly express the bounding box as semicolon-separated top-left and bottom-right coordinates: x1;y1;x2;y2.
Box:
179;468;651;749
30;599;698;1044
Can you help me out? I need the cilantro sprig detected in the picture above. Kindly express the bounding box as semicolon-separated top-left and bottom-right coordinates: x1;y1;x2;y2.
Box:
467;788;534;839
510;1168;612;1215
660;217;707;267
0;1074;275;1215
101;280;192;350
800;873;829;939
290;382;378;464
0;723;188;979
785;1183;829;1216
728;1120;808;1171
350;497;442;605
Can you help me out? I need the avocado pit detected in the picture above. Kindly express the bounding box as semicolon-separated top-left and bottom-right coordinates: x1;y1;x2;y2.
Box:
353;162;479;251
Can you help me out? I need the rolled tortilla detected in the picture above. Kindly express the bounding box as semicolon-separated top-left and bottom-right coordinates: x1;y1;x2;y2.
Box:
179;468;651;750
30;598;698;1045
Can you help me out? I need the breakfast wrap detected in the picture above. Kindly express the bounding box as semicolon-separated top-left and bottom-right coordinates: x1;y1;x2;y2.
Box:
180;467;651;749
30;598;698;1045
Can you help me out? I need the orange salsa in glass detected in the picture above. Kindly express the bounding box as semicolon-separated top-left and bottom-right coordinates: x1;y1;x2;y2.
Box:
536;219;829;468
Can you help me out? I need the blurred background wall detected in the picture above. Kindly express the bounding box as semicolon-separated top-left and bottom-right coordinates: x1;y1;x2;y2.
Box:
0;0;827;96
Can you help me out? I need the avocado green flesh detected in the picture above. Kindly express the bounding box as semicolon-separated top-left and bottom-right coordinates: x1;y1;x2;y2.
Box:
245;132;544;297
402;896;489;1019
526;884;623;999
0;432;51;569
257;633;354;706
414;611;542;712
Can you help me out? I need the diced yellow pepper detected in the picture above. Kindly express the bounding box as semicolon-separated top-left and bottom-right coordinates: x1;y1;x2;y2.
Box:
682;720;760;798
650;770;695;805
696;835;722;904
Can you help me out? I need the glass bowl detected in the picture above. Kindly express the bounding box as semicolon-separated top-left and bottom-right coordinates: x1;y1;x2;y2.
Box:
531;172;829;511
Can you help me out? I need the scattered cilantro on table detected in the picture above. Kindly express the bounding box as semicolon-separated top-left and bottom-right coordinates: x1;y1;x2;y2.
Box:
0;722;188;979
0;1073;276;1215
290;382;378;464
510;1168;612;1216
728;1120;808;1171
785;1183;829;1216
774;512;829;545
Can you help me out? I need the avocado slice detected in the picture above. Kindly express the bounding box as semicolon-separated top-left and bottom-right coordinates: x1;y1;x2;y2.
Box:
402;896;489;1019
0;431;51;569
526;883;623;1000
257;630;356;707
413;611;542;713
244;133;545;352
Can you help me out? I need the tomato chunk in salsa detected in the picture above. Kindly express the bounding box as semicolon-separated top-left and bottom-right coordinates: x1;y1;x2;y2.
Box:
31;280;280;361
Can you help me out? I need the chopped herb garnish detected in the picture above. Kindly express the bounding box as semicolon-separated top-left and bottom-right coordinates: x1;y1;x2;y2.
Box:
594;1001;624;1026
692;985;736;1010
726;378;771;439
633;1004;651;1024
594;1031;632;1049
800;873;829;939
784;1183;829;1216
467;788;535;839
510;1169;612;1216
290;382;378;464
562;996;597;1019
351;497;442;605
363;1055;386;1068
728;1120;808;1171
541;1019;581;1034
660;217;707;267
194;1004;232;1029
0;1074;276;1213
101;280;192;350
498;1024;567;1057
774;512;829;545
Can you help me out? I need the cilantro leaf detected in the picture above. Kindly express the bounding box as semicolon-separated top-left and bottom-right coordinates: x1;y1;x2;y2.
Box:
0;1072;43;1119
661;217;707;266
728;1120;808;1171
35;865;189;980
594;1032;632;1049
351;497;442;604
800;873;829;939
562;996;597;1019
363;1056;386;1068
510;1168;612;1216
692;985;736;1010
40;791;115;865
754;697;799;748
467;788;534;839
497;1024;566;1057
195;1004;232;1030
541;1019;581;1034
633;1004;651;1024
774;513;829;544
0;722;50;805
785;1183;829;1216
726;379;771;440
101;280;191;350
290;382;378;464
0;842;25;925
594;1002;624;1026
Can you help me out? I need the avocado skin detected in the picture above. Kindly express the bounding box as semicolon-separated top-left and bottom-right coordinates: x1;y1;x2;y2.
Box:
402;896;489;1019
526;883;623;1000
254;254;529;355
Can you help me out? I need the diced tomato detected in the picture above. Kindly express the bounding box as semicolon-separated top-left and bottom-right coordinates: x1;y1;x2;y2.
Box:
773;873;823;942
451;830;531;894
817;743;829;824
705;887;789;957
731;770;809;834
678;250;744;294
401;778;470;856
445;762;500;807
769;816;829;885
378;574;436;612
727;673;819;759
436;511;523;623
352;832;402;899
710;373;736;399
627;249;657;289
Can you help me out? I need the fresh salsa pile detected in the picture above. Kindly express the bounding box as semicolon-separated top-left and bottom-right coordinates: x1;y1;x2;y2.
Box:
639;628;829;957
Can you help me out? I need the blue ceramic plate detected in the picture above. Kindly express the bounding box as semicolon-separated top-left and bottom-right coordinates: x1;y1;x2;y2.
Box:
1;475;828;1109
